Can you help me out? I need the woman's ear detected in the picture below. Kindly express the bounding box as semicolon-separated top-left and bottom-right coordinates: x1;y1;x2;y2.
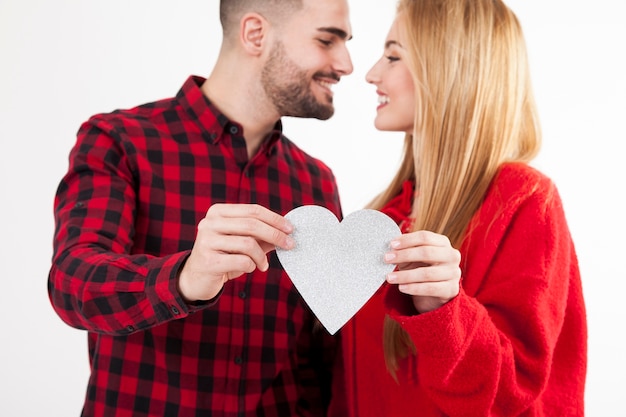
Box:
239;13;267;56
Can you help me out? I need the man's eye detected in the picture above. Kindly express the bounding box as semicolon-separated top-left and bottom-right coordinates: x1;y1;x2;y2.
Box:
318;39;333;47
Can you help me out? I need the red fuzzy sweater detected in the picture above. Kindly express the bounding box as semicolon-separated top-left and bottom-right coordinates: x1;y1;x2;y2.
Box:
329;163;587;416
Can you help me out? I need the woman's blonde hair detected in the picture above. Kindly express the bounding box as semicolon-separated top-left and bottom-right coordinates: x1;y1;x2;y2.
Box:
367;0;542;375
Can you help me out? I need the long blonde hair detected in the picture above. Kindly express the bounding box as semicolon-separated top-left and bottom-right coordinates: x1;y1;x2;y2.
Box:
368;0;542;375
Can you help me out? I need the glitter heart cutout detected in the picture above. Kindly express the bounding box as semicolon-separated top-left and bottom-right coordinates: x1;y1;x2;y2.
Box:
276;205;401;334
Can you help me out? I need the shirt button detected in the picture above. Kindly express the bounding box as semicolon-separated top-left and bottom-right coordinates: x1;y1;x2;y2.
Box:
238;291;247;299
170;306;180;315
229;125;239;135
126;325;135;333
234;356;243;365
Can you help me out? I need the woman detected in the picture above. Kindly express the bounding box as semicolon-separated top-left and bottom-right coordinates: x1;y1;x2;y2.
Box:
329;0;587;416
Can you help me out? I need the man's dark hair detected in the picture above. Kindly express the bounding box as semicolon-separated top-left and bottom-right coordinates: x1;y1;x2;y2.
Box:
220;0;304;37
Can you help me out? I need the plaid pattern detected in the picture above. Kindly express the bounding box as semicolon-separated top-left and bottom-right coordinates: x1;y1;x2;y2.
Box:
48;76;342;417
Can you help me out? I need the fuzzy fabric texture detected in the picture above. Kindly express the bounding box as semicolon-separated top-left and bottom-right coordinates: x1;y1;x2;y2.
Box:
329;162;587;417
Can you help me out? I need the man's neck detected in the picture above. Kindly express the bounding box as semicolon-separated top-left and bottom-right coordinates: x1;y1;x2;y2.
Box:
201;72;279;159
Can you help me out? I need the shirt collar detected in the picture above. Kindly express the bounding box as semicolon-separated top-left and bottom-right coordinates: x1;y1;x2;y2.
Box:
177;75;283;154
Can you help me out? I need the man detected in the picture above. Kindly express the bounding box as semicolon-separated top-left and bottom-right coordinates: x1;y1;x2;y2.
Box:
48;0;353;416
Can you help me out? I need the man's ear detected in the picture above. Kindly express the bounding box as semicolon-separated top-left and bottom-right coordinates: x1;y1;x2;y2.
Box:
240;13;268;56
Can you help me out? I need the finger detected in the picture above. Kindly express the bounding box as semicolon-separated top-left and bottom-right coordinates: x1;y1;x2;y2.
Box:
205;207;294;250
205;235;271;272
209;250;266;276
179;251;257;302
209;204;294;234
389;230;451;250
385;245;461;266
387;263;461;285
212;217;295;250
396;281;460;301
259;240;278;254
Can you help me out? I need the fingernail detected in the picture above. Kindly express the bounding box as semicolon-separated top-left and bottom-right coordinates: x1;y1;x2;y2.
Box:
384;252;396;262
390;240;400;249
285;236;295;249
284;221;294;233
387;273;397;283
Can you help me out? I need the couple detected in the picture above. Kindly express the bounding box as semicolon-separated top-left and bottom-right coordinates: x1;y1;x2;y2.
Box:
48;0;587;416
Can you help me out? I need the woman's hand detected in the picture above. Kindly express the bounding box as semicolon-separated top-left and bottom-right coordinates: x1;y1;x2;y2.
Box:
384;230;462;313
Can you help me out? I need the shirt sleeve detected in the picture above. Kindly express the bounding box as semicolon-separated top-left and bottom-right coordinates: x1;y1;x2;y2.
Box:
48;120;199;336
385;180;579;416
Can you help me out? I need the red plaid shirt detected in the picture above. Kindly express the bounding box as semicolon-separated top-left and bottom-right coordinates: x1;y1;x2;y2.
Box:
48;76;342;417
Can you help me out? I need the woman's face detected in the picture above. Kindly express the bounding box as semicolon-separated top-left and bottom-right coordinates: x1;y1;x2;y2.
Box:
366;16;416;134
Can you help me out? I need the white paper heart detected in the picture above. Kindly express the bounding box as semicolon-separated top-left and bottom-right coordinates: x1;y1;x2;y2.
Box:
276;205;401;334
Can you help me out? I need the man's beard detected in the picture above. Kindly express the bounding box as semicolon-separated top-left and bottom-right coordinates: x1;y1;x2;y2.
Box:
261;41;337;120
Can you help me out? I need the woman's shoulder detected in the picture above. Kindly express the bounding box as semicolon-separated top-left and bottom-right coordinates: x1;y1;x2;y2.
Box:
480;162;562;221
491;162;557;201
495;162;553;188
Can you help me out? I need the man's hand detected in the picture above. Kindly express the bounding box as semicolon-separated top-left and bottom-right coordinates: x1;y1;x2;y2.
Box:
178;204;295;302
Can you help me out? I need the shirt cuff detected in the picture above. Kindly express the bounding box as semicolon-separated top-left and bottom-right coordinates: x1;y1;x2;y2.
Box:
385;287;478;359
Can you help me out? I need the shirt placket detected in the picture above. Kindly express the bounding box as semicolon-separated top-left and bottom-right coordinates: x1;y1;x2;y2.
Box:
225;123;265;415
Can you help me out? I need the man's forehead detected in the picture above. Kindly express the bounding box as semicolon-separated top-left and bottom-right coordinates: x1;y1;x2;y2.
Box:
297;0;352;37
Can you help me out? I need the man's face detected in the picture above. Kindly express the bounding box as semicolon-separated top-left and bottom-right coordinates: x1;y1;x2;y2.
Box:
261;0;353;120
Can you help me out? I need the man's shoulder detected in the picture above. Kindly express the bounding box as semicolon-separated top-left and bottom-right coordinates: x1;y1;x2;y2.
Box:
82;76;203;134
278;135;334;175
86;95;180;131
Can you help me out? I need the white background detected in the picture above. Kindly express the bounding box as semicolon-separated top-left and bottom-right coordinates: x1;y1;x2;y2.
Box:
1;1;624;415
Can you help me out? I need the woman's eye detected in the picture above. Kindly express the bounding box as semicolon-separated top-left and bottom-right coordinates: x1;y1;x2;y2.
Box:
386;55;400;63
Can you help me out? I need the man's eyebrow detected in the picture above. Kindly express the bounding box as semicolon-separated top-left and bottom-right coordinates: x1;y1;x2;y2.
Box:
317;27;353;41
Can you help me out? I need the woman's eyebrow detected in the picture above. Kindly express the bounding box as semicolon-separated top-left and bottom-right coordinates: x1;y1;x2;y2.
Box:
385;40;403;49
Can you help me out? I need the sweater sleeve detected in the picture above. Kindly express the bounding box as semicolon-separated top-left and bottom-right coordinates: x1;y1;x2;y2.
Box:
48;120;199;336
385;176;579;416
